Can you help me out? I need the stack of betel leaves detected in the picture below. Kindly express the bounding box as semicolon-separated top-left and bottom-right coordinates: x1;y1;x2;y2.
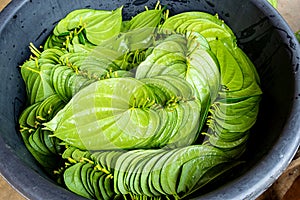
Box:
18;2;262;200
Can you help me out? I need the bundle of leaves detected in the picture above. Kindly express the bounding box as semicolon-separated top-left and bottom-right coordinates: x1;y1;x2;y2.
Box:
19;2;262;199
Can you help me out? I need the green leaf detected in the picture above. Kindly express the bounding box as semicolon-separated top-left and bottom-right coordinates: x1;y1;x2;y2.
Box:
64;163;94;199
21;61;56;104
44;78;158;150
53;7;123;46
160;11;236;45
267;0;278;8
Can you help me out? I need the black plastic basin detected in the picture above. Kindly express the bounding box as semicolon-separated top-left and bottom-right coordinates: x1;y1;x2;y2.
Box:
0;0;300;199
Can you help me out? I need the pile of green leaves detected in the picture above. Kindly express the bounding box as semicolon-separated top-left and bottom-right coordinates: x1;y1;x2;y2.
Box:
18;2;262;199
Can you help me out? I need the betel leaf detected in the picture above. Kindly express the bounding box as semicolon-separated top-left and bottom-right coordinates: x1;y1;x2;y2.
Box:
135;33;220;136
49;47;135;102
44;76;202;150
64;162;94;199
208;40;244;93
20;46;67;105
160;11;236;45
21;60;56;105
43;78;157;150
19;6;263;199
113;145;235;198
267;0;278;8
53;7;123;46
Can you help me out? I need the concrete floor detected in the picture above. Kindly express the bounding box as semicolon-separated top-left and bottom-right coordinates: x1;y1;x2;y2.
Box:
278;0;300;32
0;0;299;200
